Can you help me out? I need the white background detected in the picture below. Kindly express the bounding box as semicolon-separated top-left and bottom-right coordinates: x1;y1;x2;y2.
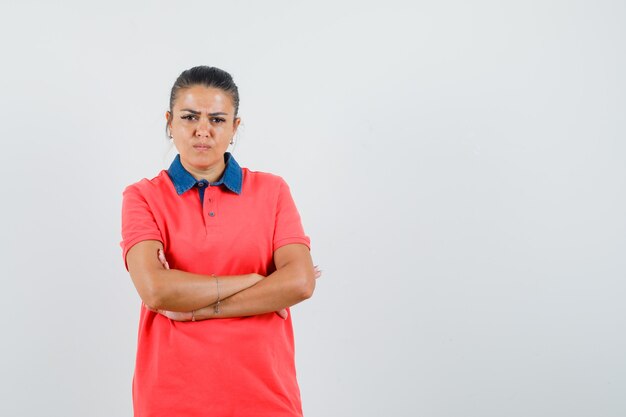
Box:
1;1;625;416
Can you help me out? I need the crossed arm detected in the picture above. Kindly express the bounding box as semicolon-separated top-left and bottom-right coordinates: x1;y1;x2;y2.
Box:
126;239;318;321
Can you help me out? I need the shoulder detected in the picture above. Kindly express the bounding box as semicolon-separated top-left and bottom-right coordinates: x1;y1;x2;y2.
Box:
123;170;171;197
241;168;289;191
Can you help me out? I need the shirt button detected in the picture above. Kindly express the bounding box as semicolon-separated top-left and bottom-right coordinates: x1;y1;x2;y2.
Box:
209;211;215;217
197;182;204;187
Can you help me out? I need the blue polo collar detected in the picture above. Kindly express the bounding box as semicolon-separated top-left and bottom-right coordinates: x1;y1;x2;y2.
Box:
167;152;243;195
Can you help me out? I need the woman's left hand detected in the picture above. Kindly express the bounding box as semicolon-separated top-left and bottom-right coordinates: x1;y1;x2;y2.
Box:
161;310;193;321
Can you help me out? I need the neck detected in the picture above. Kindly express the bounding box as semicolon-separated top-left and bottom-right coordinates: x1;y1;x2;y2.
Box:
181;159;226;183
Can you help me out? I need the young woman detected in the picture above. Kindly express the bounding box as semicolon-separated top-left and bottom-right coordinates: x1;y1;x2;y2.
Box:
121;66;318;416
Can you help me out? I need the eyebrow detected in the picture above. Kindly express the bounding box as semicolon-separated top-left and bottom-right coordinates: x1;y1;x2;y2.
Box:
179;109;229;116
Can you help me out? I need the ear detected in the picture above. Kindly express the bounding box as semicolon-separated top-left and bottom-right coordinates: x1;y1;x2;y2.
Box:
165;111;173;136
233;117;241;133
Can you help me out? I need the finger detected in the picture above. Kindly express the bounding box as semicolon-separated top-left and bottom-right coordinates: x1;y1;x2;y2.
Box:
313;265;322;279
143;302;158;313
158;249;171;269
276;309;288;319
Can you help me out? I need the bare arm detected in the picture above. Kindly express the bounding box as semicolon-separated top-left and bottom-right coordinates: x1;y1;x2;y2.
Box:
192;243;316;320
126;240;262;312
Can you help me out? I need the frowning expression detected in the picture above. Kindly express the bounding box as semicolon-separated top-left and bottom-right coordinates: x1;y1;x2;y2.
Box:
166;85;240;178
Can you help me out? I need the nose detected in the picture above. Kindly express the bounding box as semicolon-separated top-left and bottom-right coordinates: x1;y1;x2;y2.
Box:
195;118;213;138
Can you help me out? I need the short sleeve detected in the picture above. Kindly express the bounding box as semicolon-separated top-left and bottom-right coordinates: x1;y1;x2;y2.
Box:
273;178;311;251
120;184;163;271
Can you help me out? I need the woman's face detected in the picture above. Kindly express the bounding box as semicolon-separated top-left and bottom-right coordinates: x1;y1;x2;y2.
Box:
167;85;240;177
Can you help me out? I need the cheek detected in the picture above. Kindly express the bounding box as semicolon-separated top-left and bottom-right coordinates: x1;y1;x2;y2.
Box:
171;125;192;140
172;136;190;150
219;125;235;135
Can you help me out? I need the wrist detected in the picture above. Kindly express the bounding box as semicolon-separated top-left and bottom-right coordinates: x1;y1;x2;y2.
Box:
195;305;217;320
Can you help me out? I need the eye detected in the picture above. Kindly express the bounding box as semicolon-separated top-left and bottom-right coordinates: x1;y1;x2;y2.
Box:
181;114;197;120
211;117;226;124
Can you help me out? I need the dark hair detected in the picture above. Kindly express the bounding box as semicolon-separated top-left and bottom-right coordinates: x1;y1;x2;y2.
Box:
166;66;240;137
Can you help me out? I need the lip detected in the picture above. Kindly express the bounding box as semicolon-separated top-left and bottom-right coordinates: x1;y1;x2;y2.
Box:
193;144;211;151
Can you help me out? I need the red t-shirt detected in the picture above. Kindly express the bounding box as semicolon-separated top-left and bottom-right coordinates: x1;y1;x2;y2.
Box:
120;158;310;417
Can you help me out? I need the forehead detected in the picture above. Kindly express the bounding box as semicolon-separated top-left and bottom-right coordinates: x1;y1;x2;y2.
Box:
173;85;234;112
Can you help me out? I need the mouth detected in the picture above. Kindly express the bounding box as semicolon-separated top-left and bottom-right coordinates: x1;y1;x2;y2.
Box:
193;144;211;151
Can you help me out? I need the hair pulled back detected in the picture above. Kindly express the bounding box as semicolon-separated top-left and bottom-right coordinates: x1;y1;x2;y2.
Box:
166;66;240;137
